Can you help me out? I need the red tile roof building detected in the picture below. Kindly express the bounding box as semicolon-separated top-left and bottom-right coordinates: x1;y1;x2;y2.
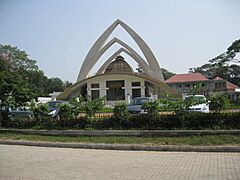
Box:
213;77;239;91
165;73;209;83
165;73;239;102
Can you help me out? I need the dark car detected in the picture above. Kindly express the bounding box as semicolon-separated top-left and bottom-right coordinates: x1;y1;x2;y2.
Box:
1;107;33;119
127;97;154;114
47;100;68;117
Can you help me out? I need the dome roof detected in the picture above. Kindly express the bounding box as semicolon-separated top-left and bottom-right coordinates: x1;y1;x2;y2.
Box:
104;55;133;74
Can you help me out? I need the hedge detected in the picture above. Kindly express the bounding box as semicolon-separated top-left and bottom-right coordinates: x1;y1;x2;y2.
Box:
2;112;240;130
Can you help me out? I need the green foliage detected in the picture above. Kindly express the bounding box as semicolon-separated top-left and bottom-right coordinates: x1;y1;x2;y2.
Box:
0;71;33;108
47;78;64;93
2;112;240;130
58;103;75;120
84;97;105;118
0;44;67;99
97;107;113;113
161;68;176;80
69;96;105;118
2;116;36;129
142;101;159;119
190;83;203;95
209;95;230;113
190;39;240;86
113;103;129;122
0;44;38;72
0;44;69;125
30;101;49;120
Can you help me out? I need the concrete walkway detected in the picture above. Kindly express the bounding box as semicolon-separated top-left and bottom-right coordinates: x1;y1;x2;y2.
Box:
0;144;240;180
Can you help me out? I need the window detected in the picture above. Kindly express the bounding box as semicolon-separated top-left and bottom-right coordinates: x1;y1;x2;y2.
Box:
132;82;140;87
91;90;99;100
91;83;99;88
132;89;141;99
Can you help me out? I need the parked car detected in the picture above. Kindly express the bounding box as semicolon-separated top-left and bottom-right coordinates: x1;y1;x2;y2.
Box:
1;107;33;119
184;95;209;113
47;100;68;117
128;97;154;114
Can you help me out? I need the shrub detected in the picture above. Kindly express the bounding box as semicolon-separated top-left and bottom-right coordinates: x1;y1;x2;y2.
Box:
84;97;105;118
30;102;49;122
209;94;230;113
141;101;160;128
3;116;36;129
113;103;129;127
142;101;159;119
58;103;76;120
70;96;105;118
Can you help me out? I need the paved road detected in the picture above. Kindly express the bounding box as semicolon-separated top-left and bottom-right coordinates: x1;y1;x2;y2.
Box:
0;145;240;180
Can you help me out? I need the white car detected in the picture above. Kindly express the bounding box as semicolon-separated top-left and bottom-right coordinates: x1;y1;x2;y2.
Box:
184;95;209;113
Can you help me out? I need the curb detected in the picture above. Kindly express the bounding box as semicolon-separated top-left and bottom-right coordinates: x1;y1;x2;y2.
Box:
1;129;240;137
0;140;240;152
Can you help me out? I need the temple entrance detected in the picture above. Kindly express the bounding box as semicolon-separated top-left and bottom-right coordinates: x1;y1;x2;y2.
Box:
106;80;125;100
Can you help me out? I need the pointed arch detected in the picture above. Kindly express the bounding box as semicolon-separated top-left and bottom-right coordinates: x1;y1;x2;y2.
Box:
77;19;164;81
97;38;149;72
96;47;150;75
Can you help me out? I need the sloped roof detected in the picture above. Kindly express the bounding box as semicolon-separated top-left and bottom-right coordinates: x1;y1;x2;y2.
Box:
213;76;224;80
226;81;239;90
104;55;133;74
165;73;209;83
214;76;239;90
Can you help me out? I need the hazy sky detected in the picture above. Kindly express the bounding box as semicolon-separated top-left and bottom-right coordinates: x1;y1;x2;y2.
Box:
0;0;240;82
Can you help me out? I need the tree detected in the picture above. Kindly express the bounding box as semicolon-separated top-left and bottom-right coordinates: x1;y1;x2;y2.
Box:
161;68;175;80
190;39;240;86
0;44;67;125
0;45;38;72
47;78;64;94
0;60;33;126
0;44;69;98
209;94;230;113
23;70;49;97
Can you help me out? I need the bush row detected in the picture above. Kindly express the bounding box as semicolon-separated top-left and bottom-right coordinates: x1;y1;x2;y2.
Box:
2;112;240;130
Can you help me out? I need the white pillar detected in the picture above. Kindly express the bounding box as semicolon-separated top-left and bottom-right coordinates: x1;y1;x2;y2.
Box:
140;80;145;97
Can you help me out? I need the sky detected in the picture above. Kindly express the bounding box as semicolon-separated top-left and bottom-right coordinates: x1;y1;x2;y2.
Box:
0;0;240;82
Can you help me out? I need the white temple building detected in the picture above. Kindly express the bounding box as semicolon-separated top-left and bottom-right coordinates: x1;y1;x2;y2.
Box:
58;19;179;104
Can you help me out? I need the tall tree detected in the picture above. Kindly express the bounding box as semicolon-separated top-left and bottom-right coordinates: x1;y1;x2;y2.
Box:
0;55;33;125
47;78;64;93
0;45;69;98
190;39;240;86
0;45;38;72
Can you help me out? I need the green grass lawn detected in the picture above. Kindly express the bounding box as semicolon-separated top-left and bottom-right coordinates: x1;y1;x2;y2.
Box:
0;132;240;146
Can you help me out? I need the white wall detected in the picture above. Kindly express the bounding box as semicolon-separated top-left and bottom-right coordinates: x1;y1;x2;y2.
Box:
85;74;145;100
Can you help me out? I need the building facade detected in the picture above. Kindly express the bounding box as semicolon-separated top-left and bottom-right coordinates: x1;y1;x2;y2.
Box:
58;20;179;105
165;73;240;102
